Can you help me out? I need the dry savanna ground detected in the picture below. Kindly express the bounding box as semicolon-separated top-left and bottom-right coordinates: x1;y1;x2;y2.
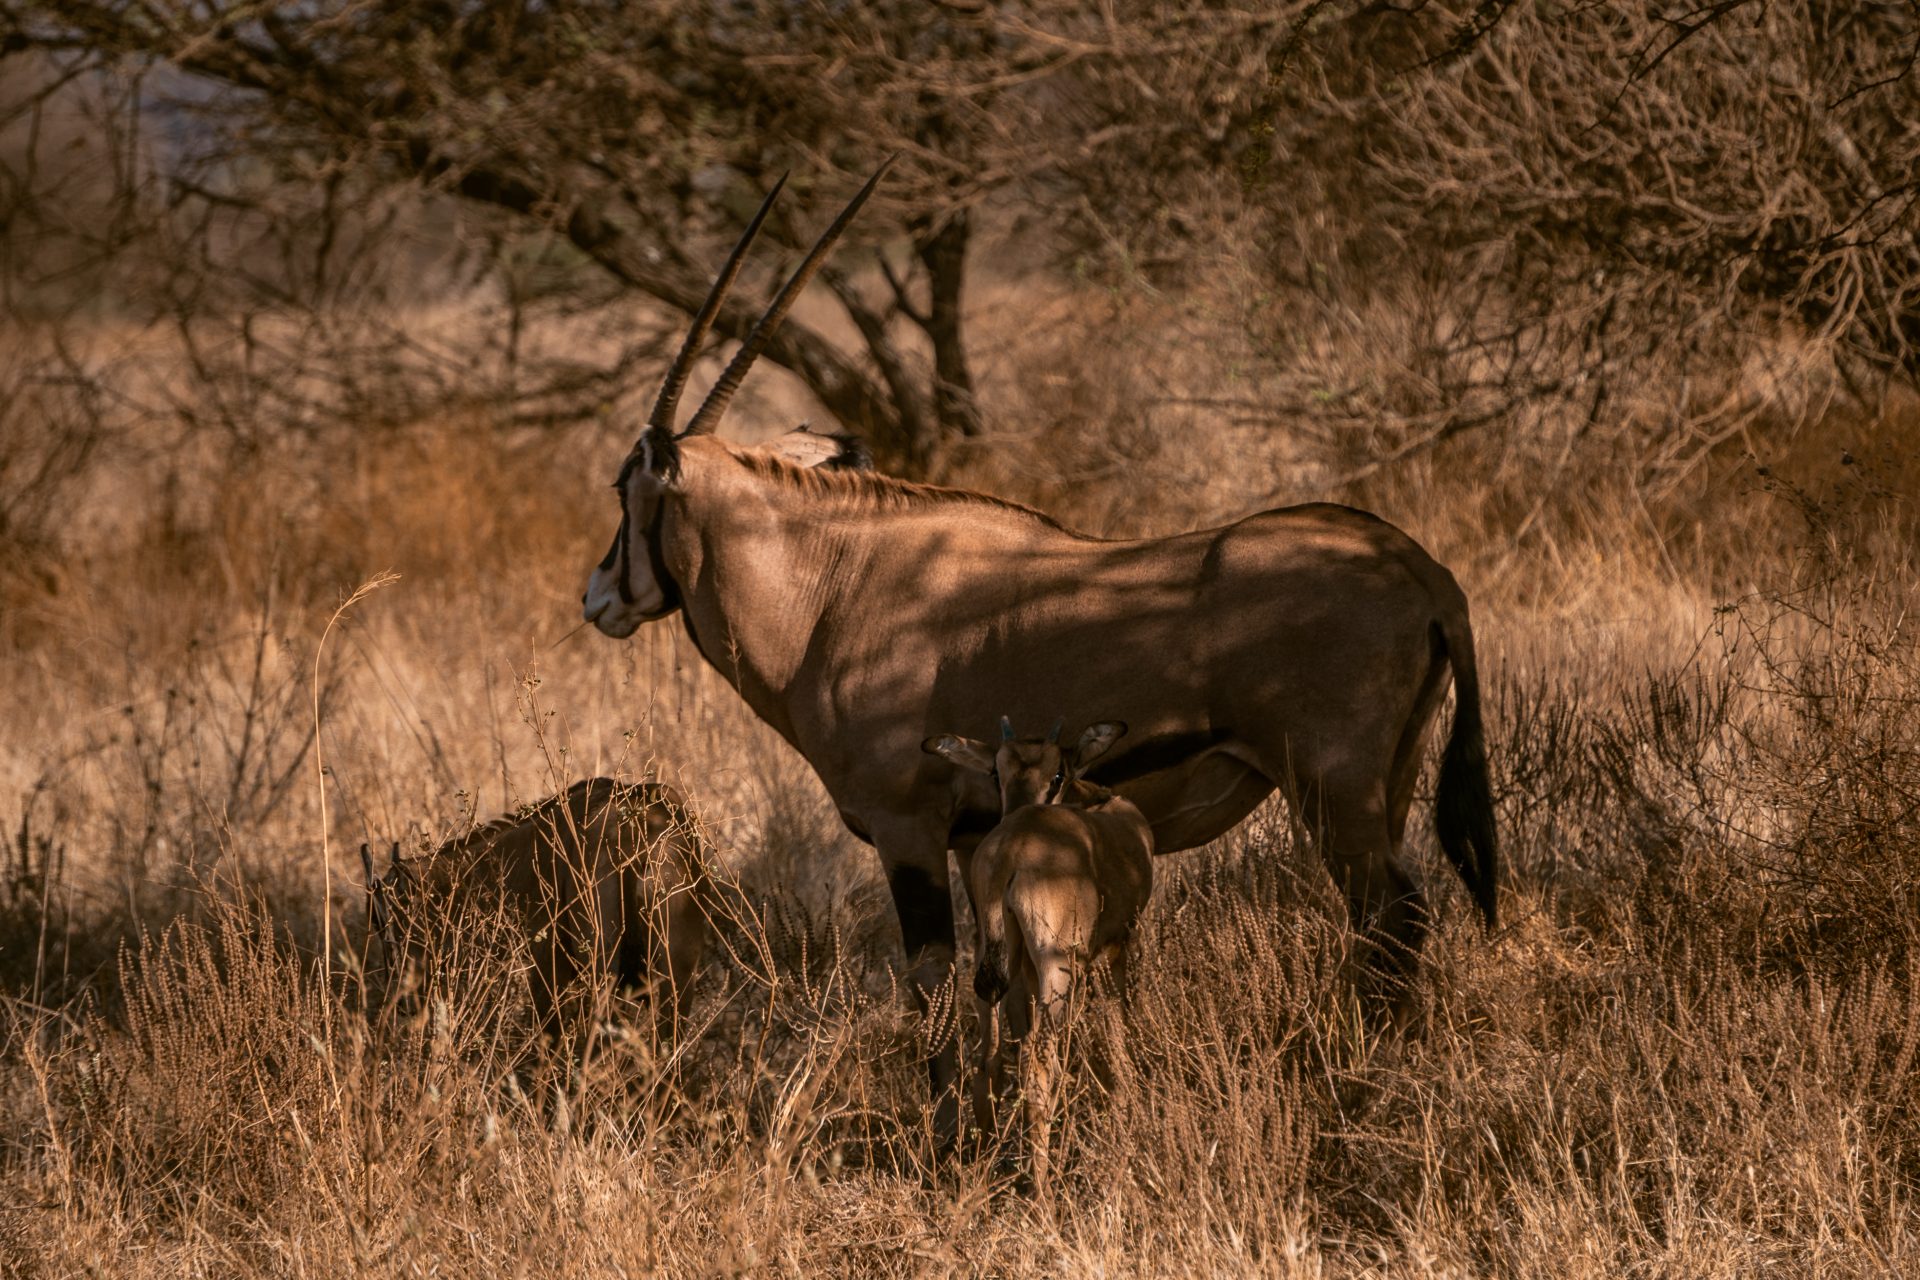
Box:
3;268;1920;1278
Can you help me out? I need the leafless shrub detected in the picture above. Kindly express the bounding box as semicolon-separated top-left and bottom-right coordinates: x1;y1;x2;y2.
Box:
0;804;76;1004
70;611;333;908
0;344;110;614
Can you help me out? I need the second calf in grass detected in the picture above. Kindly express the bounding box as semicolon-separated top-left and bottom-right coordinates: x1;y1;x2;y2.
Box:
923;718;1152;1188
364;777;712;1064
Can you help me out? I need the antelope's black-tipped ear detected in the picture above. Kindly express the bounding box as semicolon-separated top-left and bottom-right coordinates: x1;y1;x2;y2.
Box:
1071;721;1128;769
631;426;684;489
822;432;872;471
924;733;997;775
360;842;375;882
758;425;874;472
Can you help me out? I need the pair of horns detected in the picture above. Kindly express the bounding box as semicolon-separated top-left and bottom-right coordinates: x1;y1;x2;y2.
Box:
646;157;895;440
359;841;401;881
999;716;1064;743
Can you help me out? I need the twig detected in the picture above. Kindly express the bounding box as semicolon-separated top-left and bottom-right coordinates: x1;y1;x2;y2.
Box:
312;571;400;1044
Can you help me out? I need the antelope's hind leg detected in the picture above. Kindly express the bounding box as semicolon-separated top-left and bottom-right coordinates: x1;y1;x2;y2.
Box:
666;893;708;1021
640;877;710;1040
1298;767;1428;1023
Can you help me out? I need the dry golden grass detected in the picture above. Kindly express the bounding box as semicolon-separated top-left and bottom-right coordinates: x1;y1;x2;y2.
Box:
3;279;1919;1277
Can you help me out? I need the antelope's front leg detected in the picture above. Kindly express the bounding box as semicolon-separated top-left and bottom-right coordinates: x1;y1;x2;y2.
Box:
875;816;962;1152
950;836;999;1148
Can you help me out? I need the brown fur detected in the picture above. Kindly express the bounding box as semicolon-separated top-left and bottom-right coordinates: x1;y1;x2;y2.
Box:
732;446;1078;528
581;165;1492;1138
587;425;1499;1141
367;778;711;1057
927;722;1151;1189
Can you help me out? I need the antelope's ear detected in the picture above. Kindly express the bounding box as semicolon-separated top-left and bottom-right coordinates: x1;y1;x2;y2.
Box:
628;427;684;491
757;425;872;472
1071;721;1128;770
923;733;997;774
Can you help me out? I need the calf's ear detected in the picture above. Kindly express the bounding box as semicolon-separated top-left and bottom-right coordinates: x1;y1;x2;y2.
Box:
1071;721;1129;770
922;733;998;774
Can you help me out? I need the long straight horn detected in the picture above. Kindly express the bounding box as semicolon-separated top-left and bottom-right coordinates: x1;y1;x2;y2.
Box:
360;842;375;882
646;173;789;434
680;156;896;438
1000;715;1015;742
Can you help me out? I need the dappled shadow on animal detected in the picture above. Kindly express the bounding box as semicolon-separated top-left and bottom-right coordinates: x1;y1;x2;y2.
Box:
580;160;1499;1153
362;777;713;1090
923;717;1150;1194
921;717;1144;1197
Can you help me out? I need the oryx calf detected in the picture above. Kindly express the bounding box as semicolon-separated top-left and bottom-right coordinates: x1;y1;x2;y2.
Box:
923;718;1151;1190
364;777;711;1059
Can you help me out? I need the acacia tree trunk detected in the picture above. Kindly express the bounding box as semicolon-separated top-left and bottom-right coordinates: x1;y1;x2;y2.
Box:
918;209;982;446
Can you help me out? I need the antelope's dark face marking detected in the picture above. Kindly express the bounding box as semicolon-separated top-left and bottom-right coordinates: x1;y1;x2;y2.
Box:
580;161;891;641
583;431;683;635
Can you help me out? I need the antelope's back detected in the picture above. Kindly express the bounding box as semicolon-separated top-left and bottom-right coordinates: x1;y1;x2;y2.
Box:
420;777;706;928
985;799;1152;896
522;777;706;905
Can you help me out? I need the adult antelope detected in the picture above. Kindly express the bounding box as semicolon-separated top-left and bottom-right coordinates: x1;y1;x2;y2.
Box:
925;717;1151;1190
364;777;711;1057
581;163;1498;1138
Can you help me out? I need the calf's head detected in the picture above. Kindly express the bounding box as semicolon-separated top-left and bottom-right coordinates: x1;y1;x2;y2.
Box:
923;716;1127;812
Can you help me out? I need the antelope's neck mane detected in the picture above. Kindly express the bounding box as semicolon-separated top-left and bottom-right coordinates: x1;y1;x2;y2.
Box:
729;446;1086;534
